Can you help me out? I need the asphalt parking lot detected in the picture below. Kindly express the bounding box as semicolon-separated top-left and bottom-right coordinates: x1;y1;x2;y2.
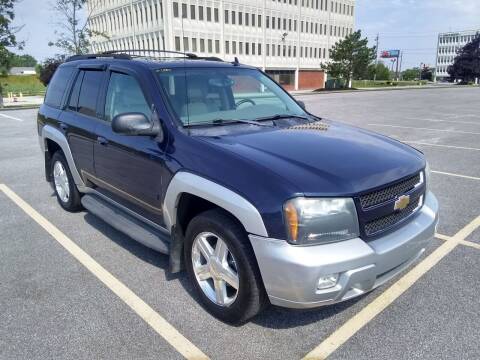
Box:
1;86;479;359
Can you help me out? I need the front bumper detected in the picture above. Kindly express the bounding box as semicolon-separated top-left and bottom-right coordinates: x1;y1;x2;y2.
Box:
249;191;439;309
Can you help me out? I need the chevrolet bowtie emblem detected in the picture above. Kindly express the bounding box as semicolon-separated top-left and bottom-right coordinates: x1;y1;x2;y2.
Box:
394;195;410;211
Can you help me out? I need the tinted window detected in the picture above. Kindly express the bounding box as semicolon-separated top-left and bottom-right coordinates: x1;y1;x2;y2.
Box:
104;72;151;122
77;70;104;117
68;71;84;111
44;66;74;108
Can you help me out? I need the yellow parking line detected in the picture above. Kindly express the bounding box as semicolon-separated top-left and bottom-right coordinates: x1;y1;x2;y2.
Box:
436;233;480;250
435;233;451;241
368;123;480;135
0;184;209;360
431;170;480;181
303;215;480;360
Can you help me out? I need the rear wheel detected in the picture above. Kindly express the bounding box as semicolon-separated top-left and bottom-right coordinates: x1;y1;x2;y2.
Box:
51;151;82;212
184;209;268;324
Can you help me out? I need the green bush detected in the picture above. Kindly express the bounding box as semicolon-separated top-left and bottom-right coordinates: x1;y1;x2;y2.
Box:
0;75;46;96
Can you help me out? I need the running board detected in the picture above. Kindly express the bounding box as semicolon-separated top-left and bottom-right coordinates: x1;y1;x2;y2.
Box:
81;194;170;254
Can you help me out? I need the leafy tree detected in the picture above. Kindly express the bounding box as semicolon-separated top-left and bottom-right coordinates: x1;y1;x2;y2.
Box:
367;62;390;80
10;53;37;67
421;66;433;82
49;0;107;55
402;67;420;81
0;0;23;103
321;30;376;87
447;34;480;83
37;56;65;86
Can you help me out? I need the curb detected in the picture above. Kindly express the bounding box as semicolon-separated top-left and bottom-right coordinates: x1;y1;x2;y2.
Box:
291;85;473;96
1;105;41;111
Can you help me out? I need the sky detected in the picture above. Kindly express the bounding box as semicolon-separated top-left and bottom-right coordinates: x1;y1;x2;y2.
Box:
11;0;480;70
356;0;480;69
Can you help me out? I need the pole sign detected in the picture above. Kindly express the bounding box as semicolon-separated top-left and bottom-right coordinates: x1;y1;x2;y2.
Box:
381;50;400;58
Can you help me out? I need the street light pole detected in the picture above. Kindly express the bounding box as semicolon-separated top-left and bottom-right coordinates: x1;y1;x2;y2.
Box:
373;33;379;81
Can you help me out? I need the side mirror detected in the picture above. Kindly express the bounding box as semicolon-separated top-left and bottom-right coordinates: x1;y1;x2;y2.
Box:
112;112;161;137
297;100;306;110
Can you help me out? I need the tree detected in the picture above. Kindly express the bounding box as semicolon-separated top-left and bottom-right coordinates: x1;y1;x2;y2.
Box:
448;34;480;83
367;62;390;80
321;30;376;87
37;56;65;86
10;53;37;67
421;66;434;82
0;0;23;104
49;0;106;55
402;67;420;81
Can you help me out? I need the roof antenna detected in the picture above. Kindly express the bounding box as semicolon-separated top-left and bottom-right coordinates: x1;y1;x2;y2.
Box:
232;57;240;66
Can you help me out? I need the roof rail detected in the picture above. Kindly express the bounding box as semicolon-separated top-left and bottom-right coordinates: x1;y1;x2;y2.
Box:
65;50;224;63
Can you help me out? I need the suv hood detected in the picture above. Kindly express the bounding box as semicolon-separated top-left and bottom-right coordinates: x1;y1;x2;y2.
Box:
199;120;425;196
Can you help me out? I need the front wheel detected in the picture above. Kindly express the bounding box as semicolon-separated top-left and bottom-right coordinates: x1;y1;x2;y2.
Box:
184;209;268;324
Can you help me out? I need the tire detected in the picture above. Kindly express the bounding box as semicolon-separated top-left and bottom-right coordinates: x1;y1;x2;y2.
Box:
51;151;83;212
184;208;268;324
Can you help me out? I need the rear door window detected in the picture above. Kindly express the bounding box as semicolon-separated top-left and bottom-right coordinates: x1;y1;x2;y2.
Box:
67;71;84;111
44;66;74;108
77;70;104;117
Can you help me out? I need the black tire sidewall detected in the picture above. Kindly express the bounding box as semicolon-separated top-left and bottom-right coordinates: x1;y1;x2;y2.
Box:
184;210;266;324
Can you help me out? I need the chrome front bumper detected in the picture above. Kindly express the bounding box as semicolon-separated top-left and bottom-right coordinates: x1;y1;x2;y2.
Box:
249;191;439;309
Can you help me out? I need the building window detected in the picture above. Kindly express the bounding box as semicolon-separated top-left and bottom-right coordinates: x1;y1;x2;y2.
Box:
207;7;211;21
190;5;195;19
258;43;262;55
272;16;275;29
266;16;269;28
215;40;220;53
175;36;181;51
239;41;243;54
192;38;197;51
252;42;255;55
225;10;229;24
173;2;179;17
258;15;261;27
225;40;230;54
199;6;204;20
245;13;249;26
214;8;219;22
231;11;236;24
183;37;189;51
246;42;249;55
208;39;212;53
181;3;187;18
232;41;237;54
238;12;243;25
200;38;205;52
266;43;270;56
252;13;255;26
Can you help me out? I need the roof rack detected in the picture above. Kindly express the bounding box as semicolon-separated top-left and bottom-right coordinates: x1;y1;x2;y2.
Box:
66;50;224;63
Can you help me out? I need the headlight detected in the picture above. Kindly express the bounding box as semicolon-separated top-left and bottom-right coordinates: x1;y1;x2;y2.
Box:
283;197;359;245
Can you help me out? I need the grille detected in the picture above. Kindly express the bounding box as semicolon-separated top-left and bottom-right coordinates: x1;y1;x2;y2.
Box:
359;173;421;209
364;197;421;236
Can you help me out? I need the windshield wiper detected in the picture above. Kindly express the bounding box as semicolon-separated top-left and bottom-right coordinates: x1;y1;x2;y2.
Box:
213;118;274;127
253;114;311;122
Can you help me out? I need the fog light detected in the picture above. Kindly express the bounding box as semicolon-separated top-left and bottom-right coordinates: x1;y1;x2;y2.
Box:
317;273;339;290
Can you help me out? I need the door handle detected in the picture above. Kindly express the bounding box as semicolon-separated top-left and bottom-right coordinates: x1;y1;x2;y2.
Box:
59;123;68;131
97;136;108;145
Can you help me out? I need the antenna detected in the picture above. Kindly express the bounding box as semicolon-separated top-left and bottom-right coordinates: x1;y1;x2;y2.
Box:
232;57;240;66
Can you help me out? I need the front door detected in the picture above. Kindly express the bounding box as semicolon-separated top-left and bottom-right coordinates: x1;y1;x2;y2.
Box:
92;70;168;227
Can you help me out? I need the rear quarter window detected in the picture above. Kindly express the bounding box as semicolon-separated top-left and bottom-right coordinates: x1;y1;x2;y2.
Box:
44;66;74;109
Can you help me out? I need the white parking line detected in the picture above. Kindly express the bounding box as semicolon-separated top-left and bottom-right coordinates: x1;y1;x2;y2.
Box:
0;112;23;122
432;170;480;181
0;184;209;360
399;141;480;152
406;117;480;125
303;215;480;360
368;123;480;135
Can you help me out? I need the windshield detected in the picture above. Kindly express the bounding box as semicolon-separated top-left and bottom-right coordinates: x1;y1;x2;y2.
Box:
156;67;306;126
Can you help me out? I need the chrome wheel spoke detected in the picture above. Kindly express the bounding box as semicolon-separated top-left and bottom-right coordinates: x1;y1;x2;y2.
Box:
197;235;214;258
196;264;212;281
214;279;227;305
53;161;70;202
214;238;229;262
221;266;239;290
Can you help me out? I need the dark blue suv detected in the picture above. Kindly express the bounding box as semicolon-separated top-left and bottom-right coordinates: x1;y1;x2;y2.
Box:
38;50;438;324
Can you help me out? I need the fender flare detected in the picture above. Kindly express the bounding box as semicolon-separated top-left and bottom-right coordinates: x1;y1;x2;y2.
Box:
163;172;268;237
41;124;86;189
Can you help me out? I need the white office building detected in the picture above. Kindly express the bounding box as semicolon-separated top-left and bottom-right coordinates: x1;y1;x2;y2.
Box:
435;29;479;82
87;0;355;90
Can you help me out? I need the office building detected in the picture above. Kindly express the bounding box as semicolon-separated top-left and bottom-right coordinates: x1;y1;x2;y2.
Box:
87;0;355;90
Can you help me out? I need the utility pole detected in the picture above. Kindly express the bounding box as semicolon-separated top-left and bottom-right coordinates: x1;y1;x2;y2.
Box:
373;33;379;81
399;51;403;80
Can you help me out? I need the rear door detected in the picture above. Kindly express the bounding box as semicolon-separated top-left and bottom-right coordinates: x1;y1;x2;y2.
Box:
92;68;169;227
60;67;106;179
